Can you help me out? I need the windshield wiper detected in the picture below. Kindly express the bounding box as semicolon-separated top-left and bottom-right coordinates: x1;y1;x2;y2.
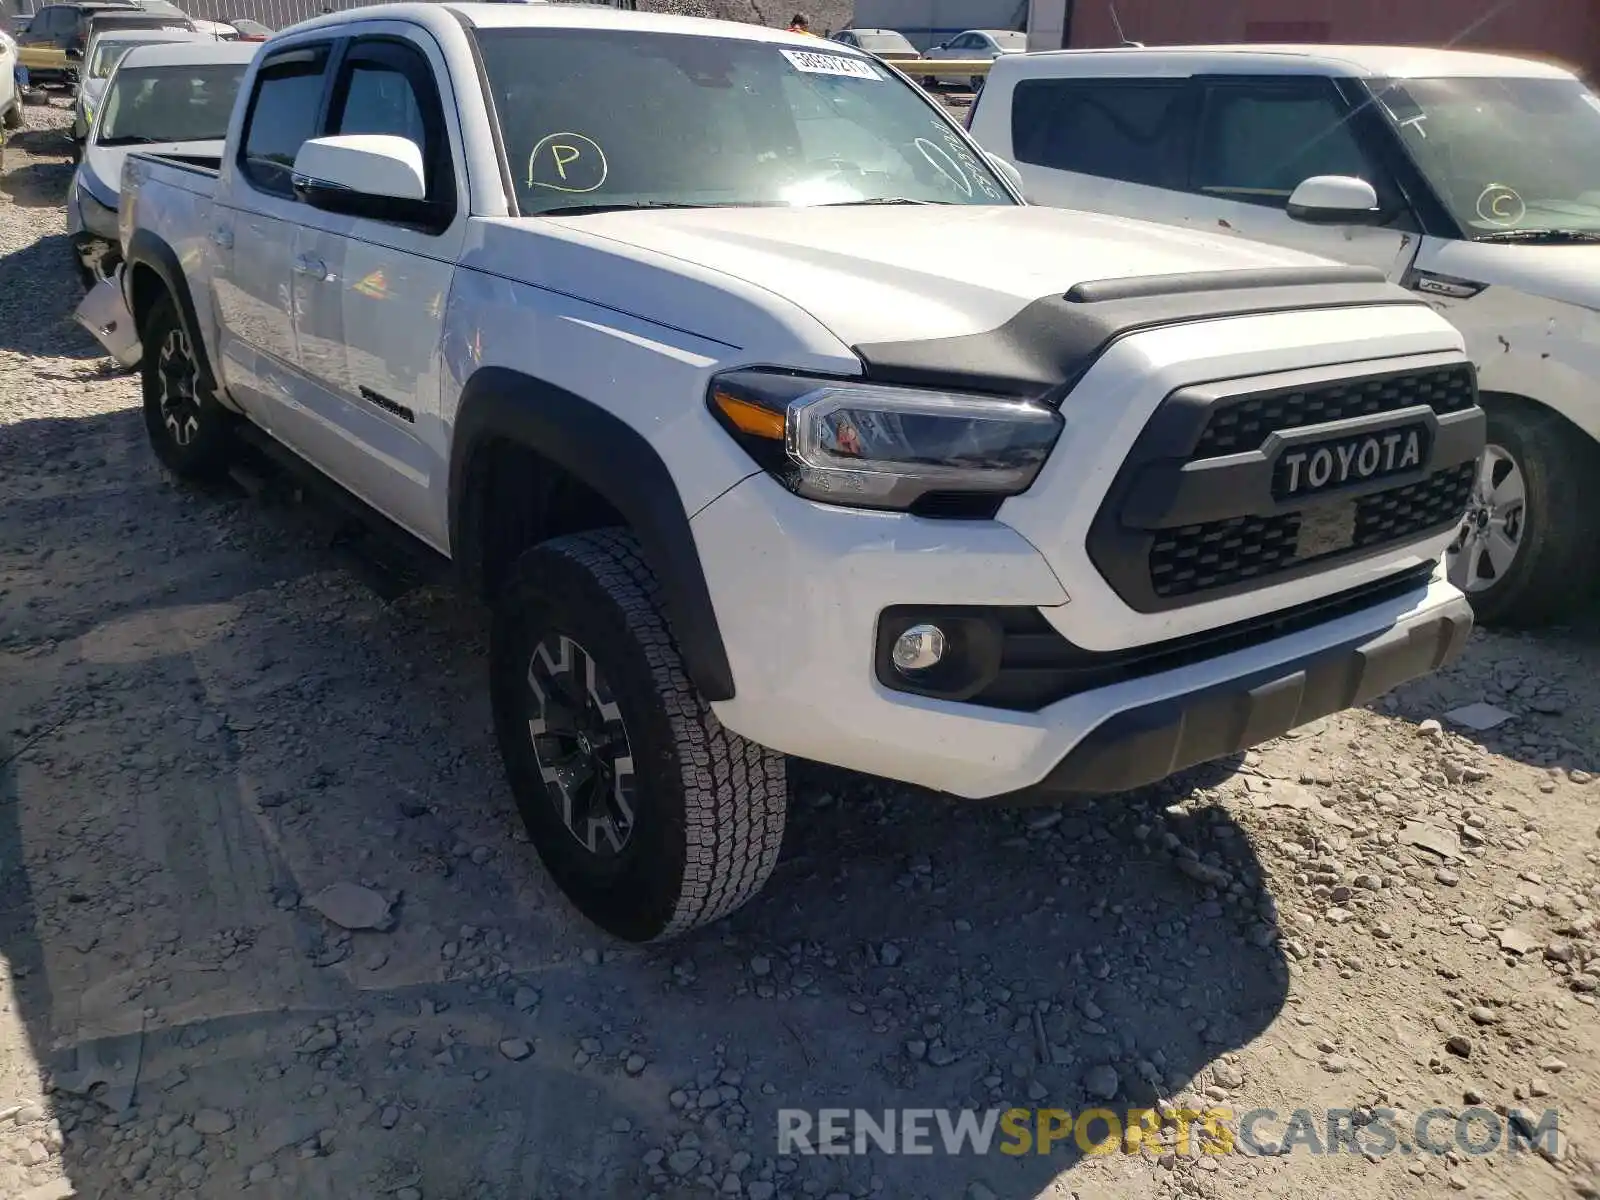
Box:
820;197;937;205
537;201;727;217
1475;228;1600;244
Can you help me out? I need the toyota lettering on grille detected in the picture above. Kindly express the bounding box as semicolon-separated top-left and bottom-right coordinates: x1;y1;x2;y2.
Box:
1275;425;1427;500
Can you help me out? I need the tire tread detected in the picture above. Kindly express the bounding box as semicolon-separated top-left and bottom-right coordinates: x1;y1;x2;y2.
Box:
521;529;786;938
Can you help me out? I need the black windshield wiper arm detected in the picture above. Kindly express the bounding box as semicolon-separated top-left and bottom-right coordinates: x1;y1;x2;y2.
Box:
537;201;725;217
819;196;936;205
1475;228;1600;244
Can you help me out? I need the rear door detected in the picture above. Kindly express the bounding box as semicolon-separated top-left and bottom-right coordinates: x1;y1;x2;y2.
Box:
1004;75;1196;214
213;41;332;431
288;28;464;549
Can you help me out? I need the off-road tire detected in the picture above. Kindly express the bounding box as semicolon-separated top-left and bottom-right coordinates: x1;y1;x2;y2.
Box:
490;529;787;942
139;292;233;480
1464;401;1600;627
1;102;23;131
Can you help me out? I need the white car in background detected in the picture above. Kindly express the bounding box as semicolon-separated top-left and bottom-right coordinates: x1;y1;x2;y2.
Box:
969;45;1600;627
0;28;23;139
920;28;1023;91
73;25;204;145
828;28;918;63
67;38;255;287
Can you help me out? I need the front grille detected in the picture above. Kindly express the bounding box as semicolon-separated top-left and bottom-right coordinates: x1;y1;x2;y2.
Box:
1149;462;1474;599
1351;461;1476;548
1193;363;1477;458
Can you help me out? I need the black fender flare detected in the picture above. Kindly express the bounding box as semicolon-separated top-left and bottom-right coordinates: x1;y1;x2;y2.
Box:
124;227;218;390
450;366;736;702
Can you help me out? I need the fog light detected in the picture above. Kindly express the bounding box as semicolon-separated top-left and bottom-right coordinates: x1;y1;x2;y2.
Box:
891;623;946;673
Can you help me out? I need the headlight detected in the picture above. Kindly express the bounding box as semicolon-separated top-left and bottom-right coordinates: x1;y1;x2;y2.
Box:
708;369;1062;514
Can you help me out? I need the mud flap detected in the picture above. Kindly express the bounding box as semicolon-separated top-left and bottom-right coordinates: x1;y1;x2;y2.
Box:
74;266;142;369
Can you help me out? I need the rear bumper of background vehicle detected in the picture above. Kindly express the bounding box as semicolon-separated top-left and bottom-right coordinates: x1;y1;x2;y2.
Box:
74;268;141;367
696;472;1472;800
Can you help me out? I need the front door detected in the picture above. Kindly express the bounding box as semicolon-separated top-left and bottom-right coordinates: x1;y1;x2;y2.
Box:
1179;76;1423;280
213;42;332;437
288;29;464;550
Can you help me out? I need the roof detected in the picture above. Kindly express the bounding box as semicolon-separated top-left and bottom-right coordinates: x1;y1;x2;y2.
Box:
114;38;259;67
88;26;204;43
281;2;876;54
1014;44;1579;81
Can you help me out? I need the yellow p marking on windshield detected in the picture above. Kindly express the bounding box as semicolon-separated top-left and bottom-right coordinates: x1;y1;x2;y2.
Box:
526;132;609;194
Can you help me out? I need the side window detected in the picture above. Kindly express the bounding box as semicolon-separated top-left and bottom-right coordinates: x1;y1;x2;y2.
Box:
950;34;978;50
1010;78;1191;188
326;38;455;218
1193;81;1393;207
46;8;75;35
238;45;330;197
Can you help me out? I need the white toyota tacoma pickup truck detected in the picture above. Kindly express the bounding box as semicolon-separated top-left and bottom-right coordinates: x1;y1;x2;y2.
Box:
86;1;1484;941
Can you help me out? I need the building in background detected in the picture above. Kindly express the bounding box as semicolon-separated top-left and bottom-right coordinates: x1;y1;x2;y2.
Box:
1029;0;1598;80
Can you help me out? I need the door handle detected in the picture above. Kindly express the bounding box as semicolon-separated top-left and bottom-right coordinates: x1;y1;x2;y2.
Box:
293;254;327;281
211;227;233;248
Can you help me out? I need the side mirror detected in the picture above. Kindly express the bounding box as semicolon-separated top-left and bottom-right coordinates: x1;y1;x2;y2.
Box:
291;134;447;230
1286;175;1383;225
65;46;82;59
984;151;1024;196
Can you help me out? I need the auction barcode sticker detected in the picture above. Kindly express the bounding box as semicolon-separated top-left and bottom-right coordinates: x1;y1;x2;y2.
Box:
780;48;883;79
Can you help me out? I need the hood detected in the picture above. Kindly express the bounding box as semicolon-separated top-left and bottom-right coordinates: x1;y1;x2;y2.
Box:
1420;238;1600;313
549;203;1342;345
82;138;225;208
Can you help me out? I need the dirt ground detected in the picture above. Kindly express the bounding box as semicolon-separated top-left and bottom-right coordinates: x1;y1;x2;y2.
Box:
1;100;1598;1200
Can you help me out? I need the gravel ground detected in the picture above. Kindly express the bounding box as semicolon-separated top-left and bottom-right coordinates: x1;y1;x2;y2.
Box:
2;98;1599;1200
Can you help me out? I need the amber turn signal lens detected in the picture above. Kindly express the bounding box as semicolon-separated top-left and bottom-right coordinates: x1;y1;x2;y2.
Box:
711;390;786;441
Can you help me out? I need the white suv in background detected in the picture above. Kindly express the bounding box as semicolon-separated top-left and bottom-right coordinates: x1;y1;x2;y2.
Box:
970;46;1600;626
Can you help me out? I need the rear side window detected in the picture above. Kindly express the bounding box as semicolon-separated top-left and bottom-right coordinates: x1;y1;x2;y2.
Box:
1010;78;1191;188
238;45;329;197
1193;81;1385;205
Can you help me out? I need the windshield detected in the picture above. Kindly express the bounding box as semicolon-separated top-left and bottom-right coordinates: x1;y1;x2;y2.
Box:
98;62;245;145
855;31;914;53
1371;75;1600;237
89;37;150;78
473;29;1014;214
988;30;1026;50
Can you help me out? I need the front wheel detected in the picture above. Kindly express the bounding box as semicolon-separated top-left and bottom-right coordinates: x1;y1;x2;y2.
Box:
139;292;233;479
490;529;788;942
1;102;22;131
1445;402;1600;626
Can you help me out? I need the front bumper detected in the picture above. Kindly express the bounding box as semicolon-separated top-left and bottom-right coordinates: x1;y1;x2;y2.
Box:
696;472;1472;800
1026;592;1470;796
